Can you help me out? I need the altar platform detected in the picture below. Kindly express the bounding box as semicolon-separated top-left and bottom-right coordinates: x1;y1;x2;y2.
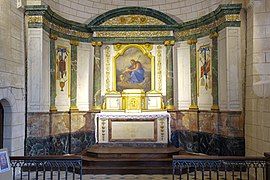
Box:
81;144;184;174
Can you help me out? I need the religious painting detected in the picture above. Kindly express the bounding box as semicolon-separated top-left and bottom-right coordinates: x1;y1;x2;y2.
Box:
198;45;212;91
116;47;151;92
56;46;69;91
0;149;10;173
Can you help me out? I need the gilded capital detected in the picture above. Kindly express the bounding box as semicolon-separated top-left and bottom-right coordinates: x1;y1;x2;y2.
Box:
209;32;219;39
70;39;79;46
164;40;175;46
187;39;197;45
49;34;58;41
92;41;103;47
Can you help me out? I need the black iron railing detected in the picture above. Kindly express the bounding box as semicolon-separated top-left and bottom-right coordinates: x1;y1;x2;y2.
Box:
10;155;82;180
173;153;270;180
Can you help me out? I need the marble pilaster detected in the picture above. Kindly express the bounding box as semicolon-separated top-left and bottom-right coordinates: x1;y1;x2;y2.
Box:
187;39;198;110
164;40;175;110
92;42;103;110
70;40;79;111
210;32;219;110
49;34;57;112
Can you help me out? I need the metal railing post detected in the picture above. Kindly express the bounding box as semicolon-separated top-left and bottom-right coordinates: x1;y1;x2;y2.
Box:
264;152;270;180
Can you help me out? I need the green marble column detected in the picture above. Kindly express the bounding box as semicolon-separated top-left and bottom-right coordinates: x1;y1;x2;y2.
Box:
164;40;175;110
70;40;79;112
187;39;198;110
49;34;57;112
92;41;103;110
210;32;219;110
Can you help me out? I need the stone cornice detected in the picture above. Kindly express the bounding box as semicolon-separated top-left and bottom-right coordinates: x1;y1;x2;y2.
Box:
25;4;242;43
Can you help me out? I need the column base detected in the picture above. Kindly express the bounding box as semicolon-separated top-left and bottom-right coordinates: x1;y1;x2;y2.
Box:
69;106;79;112
50;106;57;112
92;105;101;110
166;105;175;110
189;104;199;110
211;104;219;111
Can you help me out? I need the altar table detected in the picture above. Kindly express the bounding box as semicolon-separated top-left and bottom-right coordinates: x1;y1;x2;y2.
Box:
95;112;171;145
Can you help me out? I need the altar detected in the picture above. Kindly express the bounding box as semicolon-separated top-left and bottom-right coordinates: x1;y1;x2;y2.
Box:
95;112;170;145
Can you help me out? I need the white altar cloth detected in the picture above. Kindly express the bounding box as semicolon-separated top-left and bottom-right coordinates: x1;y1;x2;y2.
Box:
94;111;171;143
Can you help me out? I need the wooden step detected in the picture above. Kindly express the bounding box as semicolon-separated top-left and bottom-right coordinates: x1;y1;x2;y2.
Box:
81;166;174;175
78;144;186;175
82;156;172;167
86;145;183;159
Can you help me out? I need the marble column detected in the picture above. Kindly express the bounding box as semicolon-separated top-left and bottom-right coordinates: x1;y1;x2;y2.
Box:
187;39;198;110
164;40;175;110
92;41;103;110
49;34;57;112
69;40;79;111
210;32;219;110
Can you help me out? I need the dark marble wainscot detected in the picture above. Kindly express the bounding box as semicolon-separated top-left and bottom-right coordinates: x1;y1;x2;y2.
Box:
26;111;97;156
169;110;245;156
171;130;245;156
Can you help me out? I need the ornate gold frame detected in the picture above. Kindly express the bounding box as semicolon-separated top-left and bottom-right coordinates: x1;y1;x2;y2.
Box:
111;44;155;93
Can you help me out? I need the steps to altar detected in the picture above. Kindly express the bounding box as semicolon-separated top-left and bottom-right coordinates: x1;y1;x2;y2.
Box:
80;145;184;174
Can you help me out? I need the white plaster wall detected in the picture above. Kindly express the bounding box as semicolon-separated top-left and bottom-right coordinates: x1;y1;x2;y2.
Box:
0;0;25;156
245;0;270;156
26;0;239;24
27;29;50;112
227;27;242;111
176;41;191;109
217;27;242;111
77;42;92;111
197;36;213;110
218;28;228;110
55;38;71;111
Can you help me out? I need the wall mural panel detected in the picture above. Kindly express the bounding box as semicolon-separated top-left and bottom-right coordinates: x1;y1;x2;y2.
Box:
198;45;212;92
56;46;70;92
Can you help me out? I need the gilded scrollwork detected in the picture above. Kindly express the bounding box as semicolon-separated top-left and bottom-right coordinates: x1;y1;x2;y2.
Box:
27;15;92;39
96;31;171;38
157;45;162;92
101;15;165;26
175;14;240;39
105;46;111;91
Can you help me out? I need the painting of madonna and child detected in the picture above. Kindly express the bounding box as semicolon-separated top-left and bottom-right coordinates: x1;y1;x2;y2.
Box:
116;47;151;92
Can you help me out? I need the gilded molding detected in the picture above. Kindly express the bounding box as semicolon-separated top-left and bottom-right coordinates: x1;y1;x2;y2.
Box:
101;15;166;26
96;31;171;38
27;15;43;23
187;39;197;45
27;15;92;39
175;14;240;40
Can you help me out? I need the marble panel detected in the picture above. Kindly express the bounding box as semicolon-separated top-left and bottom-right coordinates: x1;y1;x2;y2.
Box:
27;113;50;137
198;111;219;134
51;113;70;135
